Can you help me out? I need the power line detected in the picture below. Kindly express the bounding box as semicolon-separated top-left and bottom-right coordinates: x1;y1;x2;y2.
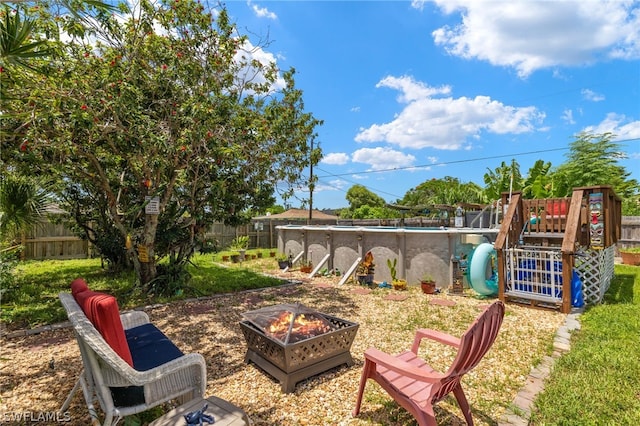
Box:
317;138;640;179
311;136;640;204
318;146;568;178
315;167;405;200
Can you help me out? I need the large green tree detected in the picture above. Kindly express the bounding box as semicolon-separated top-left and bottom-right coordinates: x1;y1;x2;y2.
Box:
345;184;385;210
552;133;637;194
401;176;485;207
1;1;322;289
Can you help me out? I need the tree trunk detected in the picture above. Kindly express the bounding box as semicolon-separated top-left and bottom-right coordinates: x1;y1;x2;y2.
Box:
138;213;159;288
139;260;157;286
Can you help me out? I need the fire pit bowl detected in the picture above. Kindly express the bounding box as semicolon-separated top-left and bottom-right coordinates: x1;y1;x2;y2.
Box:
240;303;359;393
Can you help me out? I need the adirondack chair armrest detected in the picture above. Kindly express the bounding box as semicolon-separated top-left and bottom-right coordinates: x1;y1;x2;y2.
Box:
364;348;444;383
410;329;461;353
120;311;151;330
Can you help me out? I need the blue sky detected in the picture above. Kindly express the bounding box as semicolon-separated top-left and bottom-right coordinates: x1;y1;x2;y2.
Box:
223;0;640;209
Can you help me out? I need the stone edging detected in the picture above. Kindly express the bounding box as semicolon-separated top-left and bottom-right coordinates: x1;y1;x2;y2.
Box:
498;310;582;425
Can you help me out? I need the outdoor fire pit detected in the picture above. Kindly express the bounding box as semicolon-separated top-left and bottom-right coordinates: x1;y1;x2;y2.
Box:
239;303;359;393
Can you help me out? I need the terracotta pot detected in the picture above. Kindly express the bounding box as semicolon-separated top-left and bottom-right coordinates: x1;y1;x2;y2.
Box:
300;266;312;273
621;251;640;266
421;280;436;294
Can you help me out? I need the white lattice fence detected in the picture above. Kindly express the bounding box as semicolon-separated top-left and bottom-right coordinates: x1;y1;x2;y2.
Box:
574;245;615;304
504;245;615;309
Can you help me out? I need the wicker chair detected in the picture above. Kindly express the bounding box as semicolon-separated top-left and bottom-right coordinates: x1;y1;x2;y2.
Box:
59;293;207;426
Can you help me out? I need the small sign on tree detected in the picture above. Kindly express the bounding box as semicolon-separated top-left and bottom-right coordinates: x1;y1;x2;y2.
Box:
145;196;160;215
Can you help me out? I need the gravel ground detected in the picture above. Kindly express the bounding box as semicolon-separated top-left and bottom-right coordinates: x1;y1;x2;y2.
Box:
0;267;565;425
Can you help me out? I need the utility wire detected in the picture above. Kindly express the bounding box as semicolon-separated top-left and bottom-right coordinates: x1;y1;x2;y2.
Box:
312;136;640;203
317;146;568;178
317;138;640;179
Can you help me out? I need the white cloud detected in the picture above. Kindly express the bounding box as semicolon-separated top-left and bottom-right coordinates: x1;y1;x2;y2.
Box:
562;109;575;125
321;152;350;165
234;39;286;92
583;113;640;141
411;0;426;11
247;1;277;20
581;89;605;102
355;75;544;150
315;179;347;192
430;0;640;77
351;147;416;171
376;75;451;102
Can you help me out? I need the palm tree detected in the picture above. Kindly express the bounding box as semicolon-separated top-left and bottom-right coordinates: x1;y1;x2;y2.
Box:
0;175;49;244
0;5;52;72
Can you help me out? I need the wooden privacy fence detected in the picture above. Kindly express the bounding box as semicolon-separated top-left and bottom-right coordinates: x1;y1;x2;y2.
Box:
618;215;640;252
18;215;640;261
21;220;89;260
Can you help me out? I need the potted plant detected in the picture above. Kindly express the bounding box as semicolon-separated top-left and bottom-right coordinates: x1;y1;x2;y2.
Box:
387;258;407;290
420;274;436;294
355;262;368;285
229;236;249;261
620;247;640;266
355;251;375;286
276;253;291;269
300;259;313;273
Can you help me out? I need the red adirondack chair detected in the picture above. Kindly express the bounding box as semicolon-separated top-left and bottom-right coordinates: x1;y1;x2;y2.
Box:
353;301;505;425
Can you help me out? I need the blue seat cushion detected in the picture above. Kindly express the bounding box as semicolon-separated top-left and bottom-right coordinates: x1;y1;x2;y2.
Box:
109;323;184;407
126;323;184;371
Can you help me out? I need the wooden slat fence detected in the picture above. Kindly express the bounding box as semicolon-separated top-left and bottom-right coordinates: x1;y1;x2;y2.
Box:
618;216;640;252
18;216;640;260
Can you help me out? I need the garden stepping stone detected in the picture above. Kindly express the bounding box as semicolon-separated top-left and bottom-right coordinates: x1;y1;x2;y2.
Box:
183;304;215;315
242;295;264;306
352;288;372;295
313;283;333;289
429;298;456;307
384;294;408;301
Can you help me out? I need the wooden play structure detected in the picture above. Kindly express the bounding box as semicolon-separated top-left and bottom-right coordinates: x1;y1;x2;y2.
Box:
495;185;622;313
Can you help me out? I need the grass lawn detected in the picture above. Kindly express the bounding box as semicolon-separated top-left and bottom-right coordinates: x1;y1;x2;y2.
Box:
1;250;284;330
530;264;640;424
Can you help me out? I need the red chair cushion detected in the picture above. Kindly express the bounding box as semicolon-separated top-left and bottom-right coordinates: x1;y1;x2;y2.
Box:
71;277;89;296
72;280;134;367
